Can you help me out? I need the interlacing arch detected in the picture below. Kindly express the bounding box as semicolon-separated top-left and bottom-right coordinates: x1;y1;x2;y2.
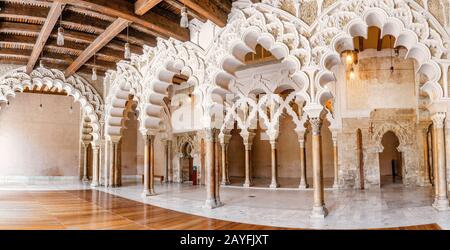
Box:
105;60;145;137
310;0;450;105
0;66;104;141
204;0;312;124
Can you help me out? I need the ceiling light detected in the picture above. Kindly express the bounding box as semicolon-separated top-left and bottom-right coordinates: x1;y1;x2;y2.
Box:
57;10;64;46
180;7;189;28
92;67;97;81
124;42;131;59
124;25;131;59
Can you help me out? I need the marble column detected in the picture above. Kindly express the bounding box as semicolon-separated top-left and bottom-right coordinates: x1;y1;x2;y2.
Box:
297;130;309;189
204;128;220;208
107;139;115;187
112;138;121;187
269;140;280;189
163;140;169;183
142;134;156;196
310;117;328;218
431;113;449;211
220;141;230;185
168;140;173;182
332;132;339;189
214;135;222;207
90;144;100;187
241;131;255;188
420;124;432;186
82;142;89;183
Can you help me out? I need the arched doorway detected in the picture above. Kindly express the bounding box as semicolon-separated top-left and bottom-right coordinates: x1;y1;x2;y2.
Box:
181;142;194;183
379;131;402;187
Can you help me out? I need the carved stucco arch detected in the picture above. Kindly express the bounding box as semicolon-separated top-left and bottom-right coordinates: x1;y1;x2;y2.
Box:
139;38;206;134
310;0;450;106
371;122;412;153
205;1;312;129
105;60;145;137
0;66;104;142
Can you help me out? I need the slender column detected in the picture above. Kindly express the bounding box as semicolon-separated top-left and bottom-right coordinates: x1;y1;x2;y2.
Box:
269;140;279;189
142;134;156;196
310;117;328;218
221;142;230;185
299;139;308;189
112;138;121;187
214;135;222;206
116;141;122;187
163;140;169;183
420;124;432;186
90;144;100;187
332;132;339;189
432;126;439;196
82;142;89;183
204;128;218;209
243;142;253;187
431;113;449;211
108;140;115;187
168;140;173;182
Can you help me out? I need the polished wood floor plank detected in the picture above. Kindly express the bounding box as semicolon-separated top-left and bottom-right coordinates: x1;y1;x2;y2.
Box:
0;190;441;230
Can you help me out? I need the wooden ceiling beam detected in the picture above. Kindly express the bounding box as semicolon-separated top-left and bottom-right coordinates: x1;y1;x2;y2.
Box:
26;1;64;73
64;18;130;77
54;0;189;41
135;0;163;16
164;0;207;23
178;0;229;27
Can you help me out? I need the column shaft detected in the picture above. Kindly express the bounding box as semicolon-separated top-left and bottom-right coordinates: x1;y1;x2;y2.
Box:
91;145;100;187
142;135;156;196
214;137;222;206
82;143;89;182
332;138;339;189
269;141;279;188
221;143;230;185
422;126;431;186
299;140;308;189
243;143;252;187
204;129;218;208
310;117;328;218
431;113;449;211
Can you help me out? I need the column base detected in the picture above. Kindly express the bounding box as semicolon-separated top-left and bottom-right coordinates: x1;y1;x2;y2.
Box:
90;181;99;188
432;197;450;211
204;198;219;209
142;189;157;197
332;183;340;190
221;180;231;186
310;205;328;219
269;182;279;189
243;182;253;188
82;177;89;183
298;183;309;189
419;179;432;187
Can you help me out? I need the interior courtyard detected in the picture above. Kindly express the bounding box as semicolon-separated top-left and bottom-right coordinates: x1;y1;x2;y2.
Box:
1;0;450;230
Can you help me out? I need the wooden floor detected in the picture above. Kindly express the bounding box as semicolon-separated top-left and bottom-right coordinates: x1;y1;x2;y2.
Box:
0;190;441;230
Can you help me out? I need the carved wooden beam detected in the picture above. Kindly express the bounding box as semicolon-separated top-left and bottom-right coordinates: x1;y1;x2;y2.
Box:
178;0;229;27
64;18;130;77
54;0;189;41
135;0;162;15
26;1;64;73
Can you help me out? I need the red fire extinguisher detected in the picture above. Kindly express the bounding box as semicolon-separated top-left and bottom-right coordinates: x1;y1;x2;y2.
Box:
192;166;198;185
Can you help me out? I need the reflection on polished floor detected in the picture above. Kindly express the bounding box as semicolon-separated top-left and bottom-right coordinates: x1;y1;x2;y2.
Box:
0;189;441;230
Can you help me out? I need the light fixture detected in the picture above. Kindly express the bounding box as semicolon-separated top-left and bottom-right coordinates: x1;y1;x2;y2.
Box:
187;93;192;102
92;67;97;81
394;48;400;57
69;104;73;113
92;54;97;81
39;94;43;112
6;100;10;108
346;52;353;65
124;25;131;59
390;37;394;74
180;6;189;28
57;8;64;46
349;67;356;80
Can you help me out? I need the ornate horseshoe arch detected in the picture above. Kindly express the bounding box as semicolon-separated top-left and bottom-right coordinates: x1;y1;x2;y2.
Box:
0;66;104;142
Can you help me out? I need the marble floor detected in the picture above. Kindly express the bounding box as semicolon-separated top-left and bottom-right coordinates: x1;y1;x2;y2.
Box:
1;180;449;229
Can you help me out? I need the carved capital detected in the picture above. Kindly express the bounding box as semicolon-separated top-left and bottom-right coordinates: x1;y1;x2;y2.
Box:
310;117;322;136
204;128;218;142
431;112;446;129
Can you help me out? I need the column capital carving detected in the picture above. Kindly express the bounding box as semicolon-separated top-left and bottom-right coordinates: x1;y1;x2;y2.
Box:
219;131;232;144
240;131;255;145
310;117;322;136
431;112;446;129
107;135;121;143
204;128;219;142
144;134;156;145
419;121;432;133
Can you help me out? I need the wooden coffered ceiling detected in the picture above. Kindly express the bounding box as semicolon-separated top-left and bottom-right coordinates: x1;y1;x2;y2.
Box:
0;0;232;77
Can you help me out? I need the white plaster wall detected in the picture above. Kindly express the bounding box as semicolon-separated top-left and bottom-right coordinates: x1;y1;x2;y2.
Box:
0;93;81;176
